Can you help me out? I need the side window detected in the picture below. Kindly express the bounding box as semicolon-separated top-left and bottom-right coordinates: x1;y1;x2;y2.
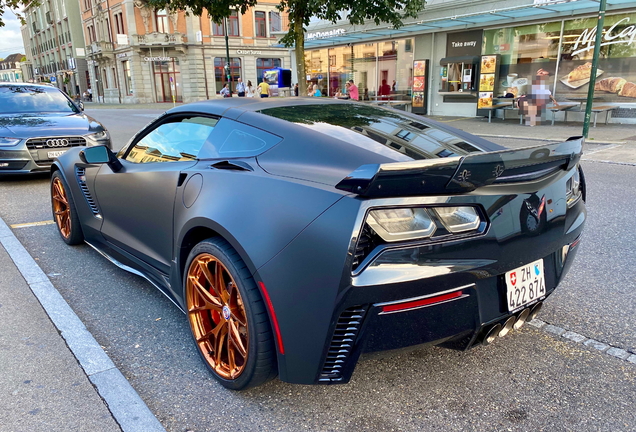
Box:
125;116;218;163
196;118;282;159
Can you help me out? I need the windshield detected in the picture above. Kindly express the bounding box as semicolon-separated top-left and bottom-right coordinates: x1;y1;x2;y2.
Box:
261;104;484;160
0;85;79;114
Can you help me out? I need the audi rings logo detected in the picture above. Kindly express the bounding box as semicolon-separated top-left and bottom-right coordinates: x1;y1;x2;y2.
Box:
46;139;69;147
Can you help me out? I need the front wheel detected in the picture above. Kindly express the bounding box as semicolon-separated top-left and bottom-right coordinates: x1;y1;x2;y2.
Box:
51;171;84;245
184;238;277;390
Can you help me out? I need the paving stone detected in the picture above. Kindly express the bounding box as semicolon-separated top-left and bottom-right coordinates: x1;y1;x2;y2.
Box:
627;355;636;364
562;331;586;343
606;348;630;360
528;319;545;328
543;324;565;336
584;339;610;352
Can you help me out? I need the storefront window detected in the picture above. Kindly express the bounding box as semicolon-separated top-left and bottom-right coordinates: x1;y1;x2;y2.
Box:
153;59;181;103
483;23;561;98
558;12;636;102
256;58;281;83
214;57;241;92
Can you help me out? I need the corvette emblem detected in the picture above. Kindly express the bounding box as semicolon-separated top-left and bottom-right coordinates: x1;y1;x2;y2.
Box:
493;165;505;178
510;272;517;285
457;169;471;182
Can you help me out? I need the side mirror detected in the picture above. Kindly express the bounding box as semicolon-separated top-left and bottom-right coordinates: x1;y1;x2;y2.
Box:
80;146;123;172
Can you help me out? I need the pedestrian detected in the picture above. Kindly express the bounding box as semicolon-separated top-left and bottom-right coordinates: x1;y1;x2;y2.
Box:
245;80;255;98
236;77;246;97
294;83;299;96
220;83;231;98
347;80;359;101
378;79;391;99
524;69;558;126
257;80;271;98
309;84;321;97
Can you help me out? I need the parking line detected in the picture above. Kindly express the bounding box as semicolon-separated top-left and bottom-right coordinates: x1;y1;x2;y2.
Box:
0;215;166;432
10;220;55;229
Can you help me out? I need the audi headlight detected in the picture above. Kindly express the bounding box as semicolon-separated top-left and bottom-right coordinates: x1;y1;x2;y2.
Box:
84;130;110;146
367;208;436;242
0;137;20;147
434;206;481;233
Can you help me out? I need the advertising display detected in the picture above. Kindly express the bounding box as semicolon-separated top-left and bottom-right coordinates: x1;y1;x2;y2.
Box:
476;54;500;116
412;59;429;114
481;12;636;104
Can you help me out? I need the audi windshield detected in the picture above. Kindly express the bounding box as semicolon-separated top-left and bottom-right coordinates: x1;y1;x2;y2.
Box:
0;85;79;114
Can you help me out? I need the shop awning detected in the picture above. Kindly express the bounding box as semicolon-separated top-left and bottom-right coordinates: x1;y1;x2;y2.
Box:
301;0;635;48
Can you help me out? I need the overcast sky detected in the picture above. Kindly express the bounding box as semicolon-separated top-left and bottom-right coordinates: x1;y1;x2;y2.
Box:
0;10;26;59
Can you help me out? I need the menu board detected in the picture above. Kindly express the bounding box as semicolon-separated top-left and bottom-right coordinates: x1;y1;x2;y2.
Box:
477;54;501;114
412;59;429;114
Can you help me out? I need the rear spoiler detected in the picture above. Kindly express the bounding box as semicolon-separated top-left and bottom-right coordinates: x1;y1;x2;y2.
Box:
335;136;583;197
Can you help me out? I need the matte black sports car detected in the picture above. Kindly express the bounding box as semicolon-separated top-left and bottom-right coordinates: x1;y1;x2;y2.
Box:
50;98;585;389
0;83;111;174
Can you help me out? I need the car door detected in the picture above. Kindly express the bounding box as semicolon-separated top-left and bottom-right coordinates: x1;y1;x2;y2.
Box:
95;114;219;275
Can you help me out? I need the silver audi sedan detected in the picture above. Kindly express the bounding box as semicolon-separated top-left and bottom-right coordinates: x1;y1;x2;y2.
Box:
0;83;111;174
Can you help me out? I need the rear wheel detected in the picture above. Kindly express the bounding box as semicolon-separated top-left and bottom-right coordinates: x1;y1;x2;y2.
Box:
51;171;84;245
184;238;277;390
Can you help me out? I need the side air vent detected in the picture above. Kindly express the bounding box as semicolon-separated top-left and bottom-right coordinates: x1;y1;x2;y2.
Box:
352;225;382;270
318;306;367;383
75;167;101;217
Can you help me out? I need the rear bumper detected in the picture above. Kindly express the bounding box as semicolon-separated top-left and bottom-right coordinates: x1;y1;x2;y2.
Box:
257;169;585;385
321;234;582;383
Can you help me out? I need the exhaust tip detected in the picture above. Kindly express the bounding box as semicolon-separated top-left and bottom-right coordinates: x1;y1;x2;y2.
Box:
528;302;543;322
513;308;531;330
498;316;516;338
484;324;502;345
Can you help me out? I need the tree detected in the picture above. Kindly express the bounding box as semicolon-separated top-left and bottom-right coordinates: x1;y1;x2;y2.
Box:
144;0;426;96
0;0;37;27
278;0;425;96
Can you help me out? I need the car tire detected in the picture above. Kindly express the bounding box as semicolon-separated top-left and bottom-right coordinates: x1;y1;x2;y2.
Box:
51;170;84;245
184;238;277;390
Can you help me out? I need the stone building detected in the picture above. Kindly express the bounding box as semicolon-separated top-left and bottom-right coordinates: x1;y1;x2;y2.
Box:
0;54;26;82
81;0;291;104
22;0;90;97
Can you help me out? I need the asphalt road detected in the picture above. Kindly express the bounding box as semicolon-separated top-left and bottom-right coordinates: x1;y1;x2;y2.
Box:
1;109;635;431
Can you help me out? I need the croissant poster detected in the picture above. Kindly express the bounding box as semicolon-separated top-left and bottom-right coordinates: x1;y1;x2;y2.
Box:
481;12;636;102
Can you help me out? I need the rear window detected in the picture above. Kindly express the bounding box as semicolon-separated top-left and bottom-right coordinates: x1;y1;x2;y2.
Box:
0;85;78;114
260;104;483;160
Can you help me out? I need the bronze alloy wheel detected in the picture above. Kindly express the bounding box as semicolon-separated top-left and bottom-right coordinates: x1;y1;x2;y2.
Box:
52;177;71;239
186;253;249;380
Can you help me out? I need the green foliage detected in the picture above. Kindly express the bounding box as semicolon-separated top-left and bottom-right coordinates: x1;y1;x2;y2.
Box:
0;0;37;27
144;0;257;23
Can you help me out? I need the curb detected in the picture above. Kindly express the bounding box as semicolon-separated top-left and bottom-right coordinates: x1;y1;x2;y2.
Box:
0;216;166;432
477;133;627;145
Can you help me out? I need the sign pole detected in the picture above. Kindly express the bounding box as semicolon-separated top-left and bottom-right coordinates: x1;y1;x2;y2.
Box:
582;0;607;138
224;17;232;95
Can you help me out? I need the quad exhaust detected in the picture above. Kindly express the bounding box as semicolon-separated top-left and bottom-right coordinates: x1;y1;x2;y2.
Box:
482;302;543;345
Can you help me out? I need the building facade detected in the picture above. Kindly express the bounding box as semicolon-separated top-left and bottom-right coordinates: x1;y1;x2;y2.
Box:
303;0;636;123
0;54;26;82
80;0;291;104
22;0;90;97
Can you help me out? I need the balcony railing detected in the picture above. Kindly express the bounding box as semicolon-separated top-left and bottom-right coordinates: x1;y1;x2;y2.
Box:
90;41;114;55
131;33;187;46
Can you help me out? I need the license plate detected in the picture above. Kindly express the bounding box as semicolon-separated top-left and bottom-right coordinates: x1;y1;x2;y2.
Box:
505;259;546;312
48;150;67;158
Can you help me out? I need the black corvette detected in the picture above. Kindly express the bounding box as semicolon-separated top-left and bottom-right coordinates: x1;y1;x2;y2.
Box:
50;98;585;389
0;83;111;174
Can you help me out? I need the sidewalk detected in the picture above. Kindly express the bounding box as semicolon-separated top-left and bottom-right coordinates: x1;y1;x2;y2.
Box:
424;115;636;145
82;100;636;145
0;217;165;432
